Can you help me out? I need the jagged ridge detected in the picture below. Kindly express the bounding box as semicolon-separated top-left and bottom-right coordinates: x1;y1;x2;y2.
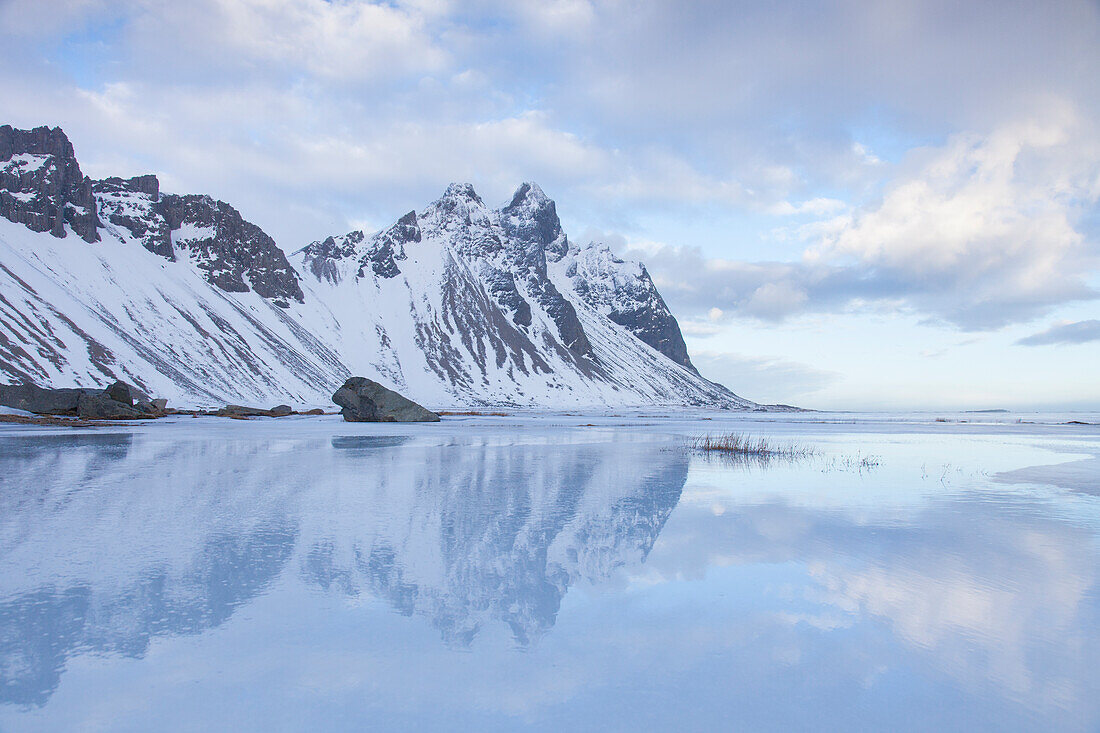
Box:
0;125;755;408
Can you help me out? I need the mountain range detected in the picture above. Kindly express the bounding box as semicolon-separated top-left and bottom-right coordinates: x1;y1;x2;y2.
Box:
0;124;755;408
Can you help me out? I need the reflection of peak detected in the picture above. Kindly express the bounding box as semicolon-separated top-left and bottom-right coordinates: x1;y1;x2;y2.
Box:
302;439;688;647
0;430;691;707
0;523;296;707
0;435;299;707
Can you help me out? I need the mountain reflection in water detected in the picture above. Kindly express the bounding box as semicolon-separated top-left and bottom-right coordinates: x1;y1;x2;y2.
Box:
1;421;1098;731
0;431;687;705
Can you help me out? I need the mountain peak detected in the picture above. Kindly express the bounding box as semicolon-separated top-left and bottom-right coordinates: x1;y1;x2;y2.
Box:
0;123;99;242
500;181;566;259
439;182;484;206
507;181;550;208
0;124;76;162
421;182;494;243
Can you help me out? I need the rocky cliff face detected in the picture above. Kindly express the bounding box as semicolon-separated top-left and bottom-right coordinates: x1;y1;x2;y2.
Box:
93;174;304;304
0;127;302;305
159;194;304;305
560;241;697;372
296;181;747;406
0;124;754;408
93;175;173;257
0;125;100;243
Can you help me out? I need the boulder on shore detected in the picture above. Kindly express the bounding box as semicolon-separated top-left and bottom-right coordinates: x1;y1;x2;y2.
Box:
77;391;144;419
332;377;440;422
215;404;296;418
0;380;165;419
104;380;150;406
0;383;92;415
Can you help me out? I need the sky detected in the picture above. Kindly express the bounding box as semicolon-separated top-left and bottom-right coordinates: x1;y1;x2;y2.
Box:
1;0;1098;410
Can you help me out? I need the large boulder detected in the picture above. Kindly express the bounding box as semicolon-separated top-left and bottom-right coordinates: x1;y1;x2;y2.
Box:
215;404;295;418
104;380;150;406
332;377;440;422
76;391;144;419
0;381;162;419
0;383;91;414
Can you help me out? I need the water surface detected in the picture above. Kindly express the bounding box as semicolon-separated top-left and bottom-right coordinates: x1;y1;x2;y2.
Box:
1;412;1098;731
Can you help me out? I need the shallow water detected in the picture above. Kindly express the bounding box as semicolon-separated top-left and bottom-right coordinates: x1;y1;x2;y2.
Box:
1;412;1099;731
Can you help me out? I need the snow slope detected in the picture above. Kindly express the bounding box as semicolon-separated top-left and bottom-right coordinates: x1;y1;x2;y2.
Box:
0;125;754;408
0;217;348;406
294;182;750;407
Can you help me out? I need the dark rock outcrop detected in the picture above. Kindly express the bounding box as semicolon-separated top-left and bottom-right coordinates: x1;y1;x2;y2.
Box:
94;177;305;303
0;383;94;415
298;230;364;284
332;377;440;422
0;125;303;305
95;179;304;303
605;273;695;371
0;380;161;419
359;210;418;279
105;380;150;406
566;244;697;372
93;175;174;258
76;391;144;419
160;194;304;304
298;211;421;284
500;182;592;356
0;125;100;243
215;404;295;418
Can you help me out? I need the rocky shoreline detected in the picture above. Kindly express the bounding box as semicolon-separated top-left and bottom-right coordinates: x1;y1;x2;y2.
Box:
0;376;441;426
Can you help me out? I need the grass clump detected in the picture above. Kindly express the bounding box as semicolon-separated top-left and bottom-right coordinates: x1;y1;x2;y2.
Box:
690;433;812;460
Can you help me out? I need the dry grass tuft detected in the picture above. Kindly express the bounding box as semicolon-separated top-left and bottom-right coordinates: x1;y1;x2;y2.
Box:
0;414;107;428
689;433;812;460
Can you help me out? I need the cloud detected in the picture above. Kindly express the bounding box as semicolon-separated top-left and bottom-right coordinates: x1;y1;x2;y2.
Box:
687;351;839;403
807;112;1100;327
608;113;1100;330
766;198;848;216
1017;320;1100;346
1;0;1099;333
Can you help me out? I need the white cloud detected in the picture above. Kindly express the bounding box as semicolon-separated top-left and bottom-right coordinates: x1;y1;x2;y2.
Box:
510;0;596;36
1017;319;1100;346
2;0;1099;333
115;0;450;84
745;282;809;320
610;112;1100;330
688;351;839;403
807;111;1100;327
766;198;848;217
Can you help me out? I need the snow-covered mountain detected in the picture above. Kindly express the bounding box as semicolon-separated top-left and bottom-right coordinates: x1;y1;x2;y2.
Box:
0;125;753;408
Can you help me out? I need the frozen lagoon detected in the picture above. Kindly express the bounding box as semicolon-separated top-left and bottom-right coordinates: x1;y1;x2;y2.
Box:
1;410;1099;731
